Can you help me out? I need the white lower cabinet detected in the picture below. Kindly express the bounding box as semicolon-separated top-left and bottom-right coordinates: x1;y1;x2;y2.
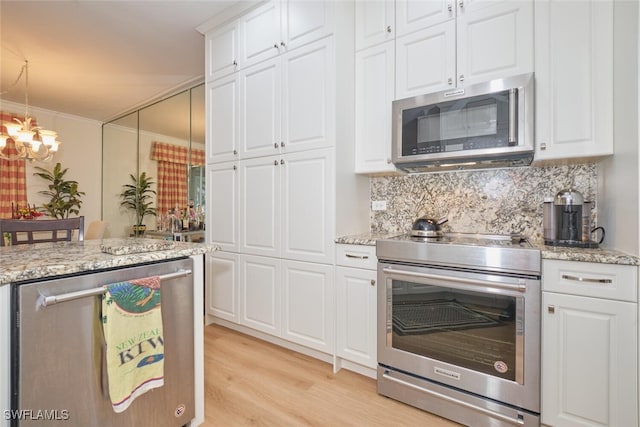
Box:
206;251;239;323
281;260;334;354
238;254;334;353
541;260;638;427
239;254;281;336
335;244;378;374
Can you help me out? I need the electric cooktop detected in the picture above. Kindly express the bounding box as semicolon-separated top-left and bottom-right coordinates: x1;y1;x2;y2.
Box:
377;232;541;275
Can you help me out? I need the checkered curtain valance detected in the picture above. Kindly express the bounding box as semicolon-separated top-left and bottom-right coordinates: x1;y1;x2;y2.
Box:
0;112;29;219
150;142;205;214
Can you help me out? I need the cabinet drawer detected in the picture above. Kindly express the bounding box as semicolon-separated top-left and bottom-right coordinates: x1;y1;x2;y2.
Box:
542;260;638;302
336;244;377;270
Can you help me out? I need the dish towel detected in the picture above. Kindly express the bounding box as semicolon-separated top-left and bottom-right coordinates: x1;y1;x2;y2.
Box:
102;275;164;413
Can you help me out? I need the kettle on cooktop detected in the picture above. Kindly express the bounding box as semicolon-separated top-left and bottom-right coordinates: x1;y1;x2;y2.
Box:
543;188;604;248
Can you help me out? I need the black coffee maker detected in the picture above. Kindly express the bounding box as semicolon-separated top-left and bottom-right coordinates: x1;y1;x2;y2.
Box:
543;188;604;248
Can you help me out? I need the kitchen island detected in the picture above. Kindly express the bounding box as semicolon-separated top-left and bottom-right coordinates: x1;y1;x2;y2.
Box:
0;238;218;427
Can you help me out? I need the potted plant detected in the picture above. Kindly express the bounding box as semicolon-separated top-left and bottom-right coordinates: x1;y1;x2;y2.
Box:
119;172;156;236
33;162;85;218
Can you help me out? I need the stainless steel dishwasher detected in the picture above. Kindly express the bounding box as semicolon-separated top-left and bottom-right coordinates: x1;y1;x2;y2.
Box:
10;258;195;427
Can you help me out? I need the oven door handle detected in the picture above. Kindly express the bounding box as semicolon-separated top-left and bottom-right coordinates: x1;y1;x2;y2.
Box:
381;371;526;425
382;267;527;293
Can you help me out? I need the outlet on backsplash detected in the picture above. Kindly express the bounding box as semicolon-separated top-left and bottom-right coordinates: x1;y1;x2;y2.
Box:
372;200;387;211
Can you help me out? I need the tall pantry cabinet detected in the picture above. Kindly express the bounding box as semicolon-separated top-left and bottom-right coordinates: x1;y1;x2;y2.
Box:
200;1;368;359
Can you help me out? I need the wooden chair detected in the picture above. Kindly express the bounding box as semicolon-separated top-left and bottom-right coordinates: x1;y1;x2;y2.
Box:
0;217;85;246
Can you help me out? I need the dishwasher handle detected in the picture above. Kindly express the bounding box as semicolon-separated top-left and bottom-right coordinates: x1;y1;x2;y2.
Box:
40;269;192;307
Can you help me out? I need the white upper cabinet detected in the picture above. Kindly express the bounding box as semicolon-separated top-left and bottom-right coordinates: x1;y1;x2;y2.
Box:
457;1;533;86
240;0;333;69
239;58;282;159
240;38;334;160
281;38;335;154
206;20;239;81
239;155;282;258
395;20;456;99
207;161;239;252
206;74;239;164
534;0;613;162
355;40;397;174
395;0;533;97
281;148;334;263
395;0;454;37
355;0;395;51
239;1;282;68
281;0;334;51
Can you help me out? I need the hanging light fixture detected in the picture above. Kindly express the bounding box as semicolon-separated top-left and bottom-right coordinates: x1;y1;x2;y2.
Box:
0;60;61;161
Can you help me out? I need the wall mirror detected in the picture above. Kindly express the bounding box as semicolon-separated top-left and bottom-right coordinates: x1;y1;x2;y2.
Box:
101;83;205;239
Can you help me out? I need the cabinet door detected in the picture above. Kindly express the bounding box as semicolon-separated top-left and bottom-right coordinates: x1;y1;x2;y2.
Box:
542;292;638;427
395;21;456;98
239;0;282;68
206;251;238;323
239;156;281;257
207;162;238;251
206;74;239;163
456;0;533;87
281;149;334;263
336;267;377;369
534;0;613;161
355;0;395;51
239;254;281;336
281;38;335;154
206;20;239;81
281;0;333;51
355;41;396;174
281;260;334;353
239;58;282;159
395;0;454;37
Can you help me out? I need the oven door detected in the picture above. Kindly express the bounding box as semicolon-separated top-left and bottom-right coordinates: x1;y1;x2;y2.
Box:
377;261;540;412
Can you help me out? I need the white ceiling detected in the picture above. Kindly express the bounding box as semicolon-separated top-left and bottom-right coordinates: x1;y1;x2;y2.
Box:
0;0;237;129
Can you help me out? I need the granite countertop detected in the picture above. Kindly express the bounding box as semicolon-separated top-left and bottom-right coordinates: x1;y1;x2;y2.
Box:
0;238;219;286
336;233;640;266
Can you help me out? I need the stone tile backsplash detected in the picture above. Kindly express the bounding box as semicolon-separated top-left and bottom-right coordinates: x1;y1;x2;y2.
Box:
370;163;597;241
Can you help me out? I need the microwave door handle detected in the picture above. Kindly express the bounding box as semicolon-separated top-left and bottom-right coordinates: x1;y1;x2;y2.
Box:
508;88;517;144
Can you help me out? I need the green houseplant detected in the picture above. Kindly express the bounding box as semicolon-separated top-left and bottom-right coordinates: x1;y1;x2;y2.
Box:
119;172;156;236
33;162;85;218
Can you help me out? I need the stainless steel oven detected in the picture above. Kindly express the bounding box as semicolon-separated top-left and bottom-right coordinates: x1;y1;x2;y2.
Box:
376;233;541;426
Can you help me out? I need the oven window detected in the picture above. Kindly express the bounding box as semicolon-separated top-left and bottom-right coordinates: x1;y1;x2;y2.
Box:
391;279;521;381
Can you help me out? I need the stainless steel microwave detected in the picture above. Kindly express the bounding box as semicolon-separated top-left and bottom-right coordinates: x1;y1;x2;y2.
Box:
392;73;534;172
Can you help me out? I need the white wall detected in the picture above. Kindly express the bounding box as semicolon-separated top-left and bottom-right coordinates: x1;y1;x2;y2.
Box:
598;0;639;255
0;100;103;232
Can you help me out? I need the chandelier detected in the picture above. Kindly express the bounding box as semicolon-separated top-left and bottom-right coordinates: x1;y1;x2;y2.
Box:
0;60;60;162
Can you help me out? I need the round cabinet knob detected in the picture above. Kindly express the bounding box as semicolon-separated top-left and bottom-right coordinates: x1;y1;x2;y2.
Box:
540;142;547;151
273;43;279;49
274;160;279;166
233;165;237;170
232;60;237;66
274;142;279;149
448;3;453;12
233;149;238;155
280;159;285;165
370;280;376;287
280;141;285;148
447;77;453;85
386;25;392;33
280;41;286;47
459;0;464;8
459;74;465;82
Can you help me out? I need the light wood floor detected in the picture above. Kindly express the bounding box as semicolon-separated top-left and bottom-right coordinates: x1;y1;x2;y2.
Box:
202;324;461;426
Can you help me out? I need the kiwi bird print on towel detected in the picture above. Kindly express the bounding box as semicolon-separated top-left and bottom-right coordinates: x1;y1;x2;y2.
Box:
102;276;164;413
